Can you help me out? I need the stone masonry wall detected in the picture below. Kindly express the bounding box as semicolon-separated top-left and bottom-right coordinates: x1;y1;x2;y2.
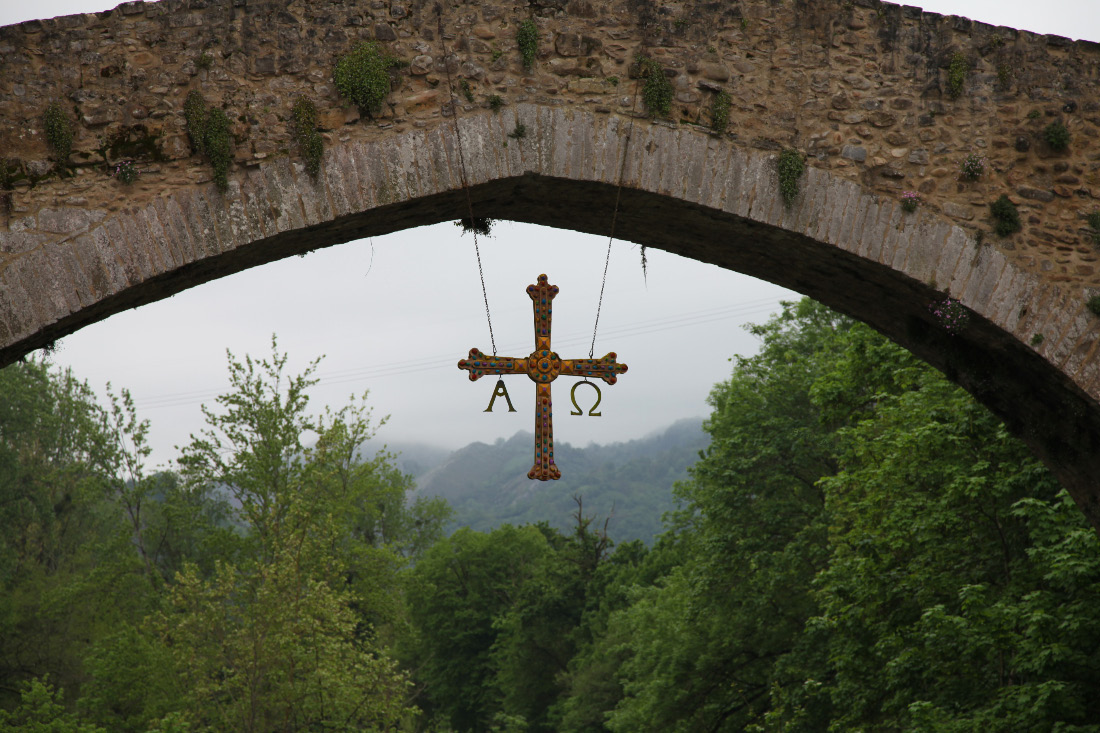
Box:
6;0;1100;529
1;0;1099;287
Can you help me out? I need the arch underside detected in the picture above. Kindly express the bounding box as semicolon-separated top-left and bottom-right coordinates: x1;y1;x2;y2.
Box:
8;169;1100;530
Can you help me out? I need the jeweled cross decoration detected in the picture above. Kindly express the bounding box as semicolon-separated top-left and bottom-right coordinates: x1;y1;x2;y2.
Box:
458;274;628;480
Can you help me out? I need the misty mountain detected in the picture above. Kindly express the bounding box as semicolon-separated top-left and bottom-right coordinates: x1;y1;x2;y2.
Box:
398;418;707;544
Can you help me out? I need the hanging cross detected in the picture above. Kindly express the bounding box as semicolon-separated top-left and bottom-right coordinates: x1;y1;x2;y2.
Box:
458;274;628;480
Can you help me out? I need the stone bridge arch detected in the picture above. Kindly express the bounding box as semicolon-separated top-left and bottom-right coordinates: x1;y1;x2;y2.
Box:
2;0;1100;529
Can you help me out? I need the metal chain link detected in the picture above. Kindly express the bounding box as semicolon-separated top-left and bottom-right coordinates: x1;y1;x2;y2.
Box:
439;8;497;356
589;71;642;359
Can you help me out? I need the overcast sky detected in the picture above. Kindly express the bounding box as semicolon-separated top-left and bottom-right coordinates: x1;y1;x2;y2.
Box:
4;1;1098;469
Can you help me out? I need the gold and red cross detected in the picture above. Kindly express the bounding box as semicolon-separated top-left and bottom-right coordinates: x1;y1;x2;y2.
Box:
457;274;628;480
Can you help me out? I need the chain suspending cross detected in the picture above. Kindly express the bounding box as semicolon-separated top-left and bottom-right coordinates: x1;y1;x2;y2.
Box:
458;274;628;480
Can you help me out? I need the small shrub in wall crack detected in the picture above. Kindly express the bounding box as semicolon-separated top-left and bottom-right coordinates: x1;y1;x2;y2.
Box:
710;90;731;133
958;153;986;182
456;217;495;237
946;51;968;99
1087;211;1100;245
929;297;969;333
990;194;1021;237
636;55;672;118
184;90;208;155
113;160;138;184
1043;121;1070;150
488;94;503;111
183;91;234;192
1088;296;1100;318
901;191;921;212
333;41;402;117
43;101;73;163
290;96;324;179
204;108;233;192
776;148;805;208
517;19;538;70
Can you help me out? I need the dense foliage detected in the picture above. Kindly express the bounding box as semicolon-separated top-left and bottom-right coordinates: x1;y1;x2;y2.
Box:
401;300;1100;732
0;342;448;731
3;301;1099;731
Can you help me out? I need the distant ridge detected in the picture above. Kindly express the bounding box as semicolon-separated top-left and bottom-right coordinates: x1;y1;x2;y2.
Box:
397;418;707;544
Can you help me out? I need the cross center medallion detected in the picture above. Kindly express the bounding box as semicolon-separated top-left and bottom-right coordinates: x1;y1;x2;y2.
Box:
457;274;628;480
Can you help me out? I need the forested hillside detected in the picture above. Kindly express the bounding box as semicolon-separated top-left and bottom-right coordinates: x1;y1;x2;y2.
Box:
409;419;706;543
2;303;1099;732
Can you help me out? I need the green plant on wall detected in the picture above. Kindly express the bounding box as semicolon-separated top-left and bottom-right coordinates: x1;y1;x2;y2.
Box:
517;19;538;70
990;194;1021;236
205;108;233;191
43;101;73;163
711;90;731;133
184;90;208;155
777;148;805;208
183;90;234;192
333;41;402;117
636;55;672;117
1088;295;1100;317
291;96;324;179
1086;211;1100;245
488;94;503;111
946;51;968;99
1043;121;1070;150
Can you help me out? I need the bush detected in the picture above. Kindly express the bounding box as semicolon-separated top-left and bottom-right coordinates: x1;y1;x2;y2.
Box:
333;41;400;117
43;101;73;162
517;19;538;70
777;148;805;208
1043;121;1070;150
990;194;1021;237
1089;296;1100;317
637;56;673;117
488;94;503;111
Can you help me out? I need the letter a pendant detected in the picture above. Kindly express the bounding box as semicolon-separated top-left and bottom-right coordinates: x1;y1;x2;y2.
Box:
484;378;517;412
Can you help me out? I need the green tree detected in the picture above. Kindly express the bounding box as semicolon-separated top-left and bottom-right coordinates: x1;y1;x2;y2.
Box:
156;339;427;730
0;360;134;707
0;677;105;733
404;524;552;730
